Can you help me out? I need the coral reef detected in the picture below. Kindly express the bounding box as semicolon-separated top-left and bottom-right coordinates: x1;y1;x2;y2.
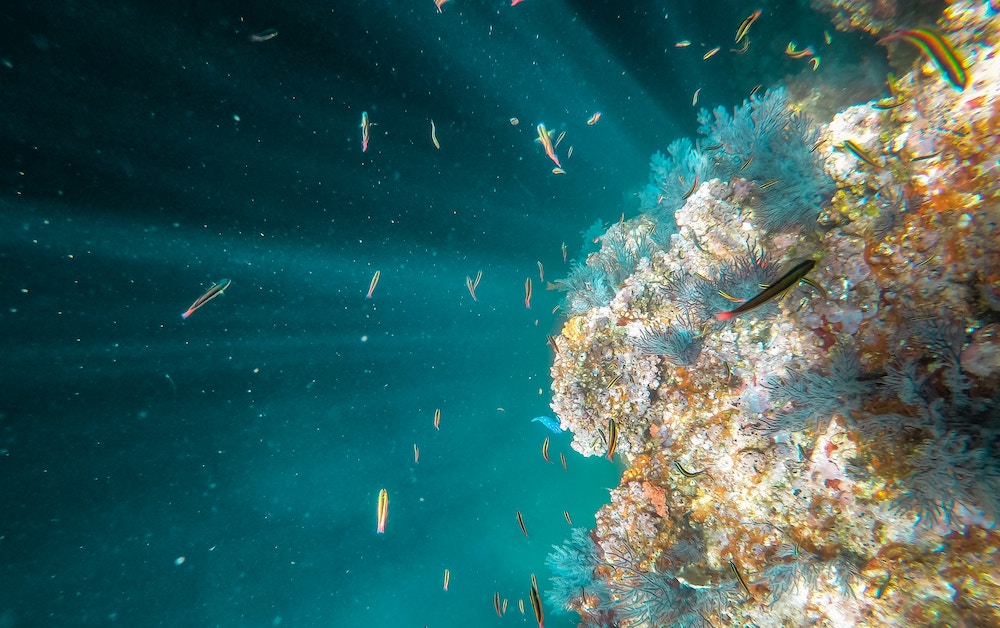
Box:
546;2;1000;626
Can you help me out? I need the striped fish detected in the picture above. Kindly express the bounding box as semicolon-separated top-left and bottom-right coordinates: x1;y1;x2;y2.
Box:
878;27;968;90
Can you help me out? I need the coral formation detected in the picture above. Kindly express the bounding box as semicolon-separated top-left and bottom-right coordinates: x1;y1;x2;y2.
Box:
546;2;1000;626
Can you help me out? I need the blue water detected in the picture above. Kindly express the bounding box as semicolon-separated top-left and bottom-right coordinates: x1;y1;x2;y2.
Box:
0;1;882;626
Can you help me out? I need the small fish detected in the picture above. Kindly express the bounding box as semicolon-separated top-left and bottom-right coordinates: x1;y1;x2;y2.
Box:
703;46;721;60
474;269;483;290
494;591;503;617
841;139;883;169
683;176;699;199
181;278;231;320
502;599;508;615
413;443;420;463
715;259;817;321
249;28;278;42
586;112;601;125
561;242;567;263
430;119;440;149
563;510;573;525
535;262;544;283
559;452;567;470
433;408;441;430
877;27;968;90
692;88;701;106
735;9;761;44
443;568;450;591
675;40;691;47
873;99;905;110
546;335;560;353
376;488;389;534
567;145;574;159
824;30;832;45
466;276;477;301
730;560;753;599
516;510;529;536
529;574;544;628
551;167;566;175
366;270;381;299
511;0;525;5
740;155;754;170
554;130;566;148
759;179;780;190
785;42;815;58
524;277;533;309
532;416;563;434
360;111;371;152
435;0;449;12
518;599;525;614
535;123;561;167
606;374;622;389
605;418;619;461
749;83;762;97
542;437;552;463
809;56;820;71
718;290;746;303
675;461;707;477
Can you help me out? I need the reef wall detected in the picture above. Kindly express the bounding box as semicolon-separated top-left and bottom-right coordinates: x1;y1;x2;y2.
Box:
547;1;1000;626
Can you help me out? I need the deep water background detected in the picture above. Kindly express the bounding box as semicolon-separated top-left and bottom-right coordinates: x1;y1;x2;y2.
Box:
0;1;883;625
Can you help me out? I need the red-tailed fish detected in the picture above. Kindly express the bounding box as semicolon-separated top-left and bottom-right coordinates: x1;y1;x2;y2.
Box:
715;259;817;321
181;278;231;319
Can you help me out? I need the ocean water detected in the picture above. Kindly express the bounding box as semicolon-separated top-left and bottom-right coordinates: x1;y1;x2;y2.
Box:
0;1;889;627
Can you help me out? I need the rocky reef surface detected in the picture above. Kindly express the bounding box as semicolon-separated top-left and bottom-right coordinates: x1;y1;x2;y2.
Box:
546;2;1000;626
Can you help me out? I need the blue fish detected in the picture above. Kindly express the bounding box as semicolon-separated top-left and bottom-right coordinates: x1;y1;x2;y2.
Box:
532;416;563;434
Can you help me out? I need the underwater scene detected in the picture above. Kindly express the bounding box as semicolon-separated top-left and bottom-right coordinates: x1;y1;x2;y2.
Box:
1;0;999;627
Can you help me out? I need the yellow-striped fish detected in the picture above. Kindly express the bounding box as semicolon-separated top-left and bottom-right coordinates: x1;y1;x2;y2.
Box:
529;574;544;627
878;27;968;90
376;488;389;533
841;139;883;170
605;418;619;461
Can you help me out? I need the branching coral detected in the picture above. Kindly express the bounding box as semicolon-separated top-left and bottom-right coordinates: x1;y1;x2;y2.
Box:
631;323;703;366
762;339;875;436
697;88;833;231
638;138;709;231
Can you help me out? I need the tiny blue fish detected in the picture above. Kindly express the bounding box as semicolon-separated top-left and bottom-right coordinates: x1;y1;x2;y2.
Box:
532;416;563;434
